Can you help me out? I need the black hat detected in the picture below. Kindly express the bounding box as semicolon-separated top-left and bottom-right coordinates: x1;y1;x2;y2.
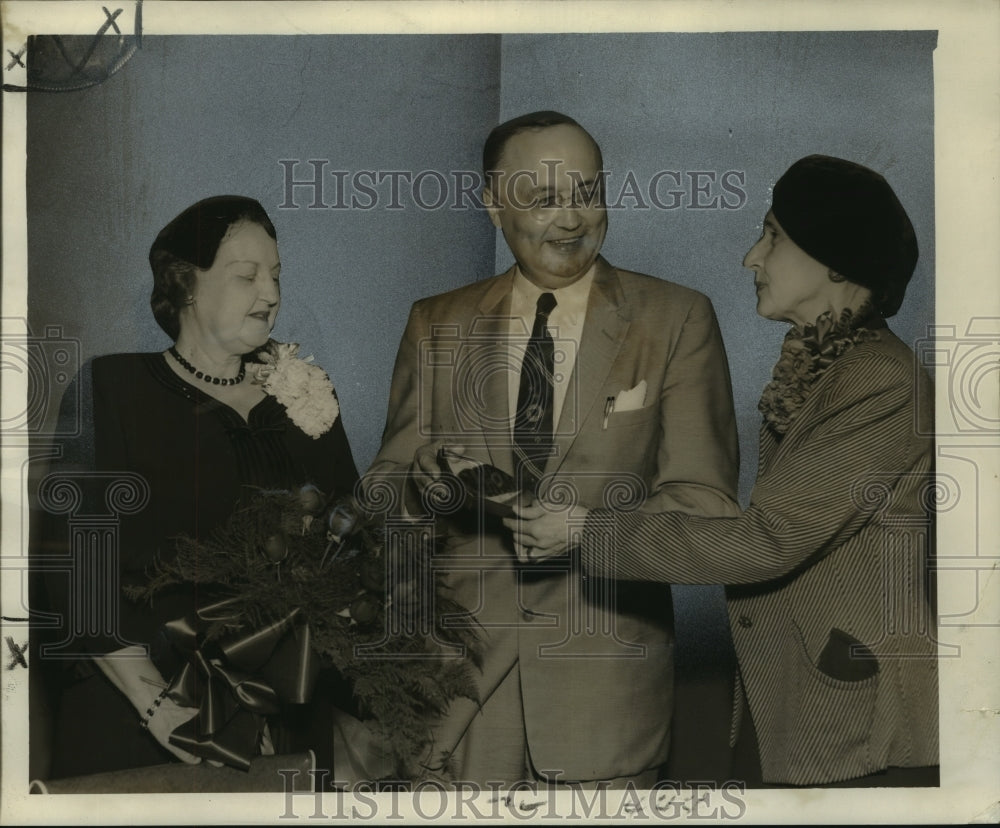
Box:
149;195;275;272
771;155;918;317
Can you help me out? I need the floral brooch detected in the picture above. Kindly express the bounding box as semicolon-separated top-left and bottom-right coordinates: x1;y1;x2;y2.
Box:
251;340;340;439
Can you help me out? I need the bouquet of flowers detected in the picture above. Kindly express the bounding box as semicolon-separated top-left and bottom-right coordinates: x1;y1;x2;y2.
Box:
125;485;482;779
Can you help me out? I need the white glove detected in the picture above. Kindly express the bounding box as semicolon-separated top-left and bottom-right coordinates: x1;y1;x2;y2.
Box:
93;646;201;764
143;692;203;764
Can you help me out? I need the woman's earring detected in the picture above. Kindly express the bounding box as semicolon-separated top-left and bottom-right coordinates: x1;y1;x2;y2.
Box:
828;270;846;283
185;295;195;305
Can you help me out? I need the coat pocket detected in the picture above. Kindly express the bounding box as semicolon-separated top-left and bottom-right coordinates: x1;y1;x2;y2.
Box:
769;630;880;783
816;628;880;682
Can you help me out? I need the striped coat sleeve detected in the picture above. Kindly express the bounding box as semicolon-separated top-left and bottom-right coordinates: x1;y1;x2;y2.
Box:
579;349;919;585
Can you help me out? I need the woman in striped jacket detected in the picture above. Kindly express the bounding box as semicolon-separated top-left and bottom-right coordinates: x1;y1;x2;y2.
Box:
508;155;939;787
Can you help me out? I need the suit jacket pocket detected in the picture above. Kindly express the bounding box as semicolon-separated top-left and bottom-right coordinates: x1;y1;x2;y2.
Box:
604;403;658;429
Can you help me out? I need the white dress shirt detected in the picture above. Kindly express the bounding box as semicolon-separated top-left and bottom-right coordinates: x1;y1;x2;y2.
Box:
507;265;595;434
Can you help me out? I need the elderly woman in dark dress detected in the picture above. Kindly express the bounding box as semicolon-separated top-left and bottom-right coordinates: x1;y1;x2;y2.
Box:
47;196;358;778
508;156;939;787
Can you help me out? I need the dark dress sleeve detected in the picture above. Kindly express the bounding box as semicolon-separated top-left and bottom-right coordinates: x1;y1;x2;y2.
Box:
288;389;360;500
34;361;98;677
37;357;145;658
91;355;200;656
92;355;130;473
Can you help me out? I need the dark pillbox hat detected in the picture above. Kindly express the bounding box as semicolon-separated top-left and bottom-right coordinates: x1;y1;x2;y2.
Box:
771;155;919;317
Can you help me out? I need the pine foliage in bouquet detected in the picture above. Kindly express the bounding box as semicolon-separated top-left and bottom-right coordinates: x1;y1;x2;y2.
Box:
125;485;482;778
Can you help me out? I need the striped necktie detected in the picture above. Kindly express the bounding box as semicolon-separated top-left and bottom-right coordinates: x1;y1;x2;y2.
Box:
513;292;557;493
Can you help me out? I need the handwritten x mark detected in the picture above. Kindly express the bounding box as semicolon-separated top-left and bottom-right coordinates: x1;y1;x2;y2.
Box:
5;47;26;71
5;637;28;670
102;7;123;35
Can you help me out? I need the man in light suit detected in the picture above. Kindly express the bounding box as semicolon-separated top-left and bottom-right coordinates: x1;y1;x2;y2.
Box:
366;111;740;786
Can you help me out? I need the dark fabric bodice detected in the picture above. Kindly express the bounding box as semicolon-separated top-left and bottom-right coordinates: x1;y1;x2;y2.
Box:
82;352;358;652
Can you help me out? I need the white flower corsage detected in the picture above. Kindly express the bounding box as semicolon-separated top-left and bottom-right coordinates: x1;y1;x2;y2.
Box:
251;340;340;439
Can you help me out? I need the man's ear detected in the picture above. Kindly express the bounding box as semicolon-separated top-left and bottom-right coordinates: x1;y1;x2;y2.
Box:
483;185;502;229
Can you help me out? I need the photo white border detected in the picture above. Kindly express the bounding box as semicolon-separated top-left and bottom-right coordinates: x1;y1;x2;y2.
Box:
2;1;997;824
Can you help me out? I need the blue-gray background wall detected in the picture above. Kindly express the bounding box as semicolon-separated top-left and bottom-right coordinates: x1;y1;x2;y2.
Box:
26;31;936;777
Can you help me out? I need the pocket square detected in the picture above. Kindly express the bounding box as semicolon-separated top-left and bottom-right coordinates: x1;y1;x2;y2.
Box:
614;380;647;412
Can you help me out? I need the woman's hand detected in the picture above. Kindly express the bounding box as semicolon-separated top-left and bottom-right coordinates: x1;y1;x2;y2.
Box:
503;502;590;563
411;442;450;495
94;646;202;764
145;694;202;764
406;442;472;515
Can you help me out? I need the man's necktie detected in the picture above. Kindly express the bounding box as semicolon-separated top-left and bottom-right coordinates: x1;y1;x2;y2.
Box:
513;292;557;493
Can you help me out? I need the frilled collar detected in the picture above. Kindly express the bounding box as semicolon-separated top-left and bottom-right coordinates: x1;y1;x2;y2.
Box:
758;303;886;436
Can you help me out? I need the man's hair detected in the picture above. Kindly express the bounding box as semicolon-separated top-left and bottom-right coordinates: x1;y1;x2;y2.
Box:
482;110;603;186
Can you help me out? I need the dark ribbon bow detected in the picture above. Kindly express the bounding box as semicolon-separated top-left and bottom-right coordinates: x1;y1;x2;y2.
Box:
162;599;318;770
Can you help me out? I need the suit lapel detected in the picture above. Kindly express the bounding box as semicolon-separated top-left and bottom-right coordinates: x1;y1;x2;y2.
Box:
547;258;630;476
473;268;517;473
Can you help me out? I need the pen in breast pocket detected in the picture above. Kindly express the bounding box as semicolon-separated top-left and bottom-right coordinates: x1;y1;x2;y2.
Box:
602;396;615;430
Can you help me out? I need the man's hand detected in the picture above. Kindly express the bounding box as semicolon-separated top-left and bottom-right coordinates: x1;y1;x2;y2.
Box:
405;442;466;514
504;501;589;563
